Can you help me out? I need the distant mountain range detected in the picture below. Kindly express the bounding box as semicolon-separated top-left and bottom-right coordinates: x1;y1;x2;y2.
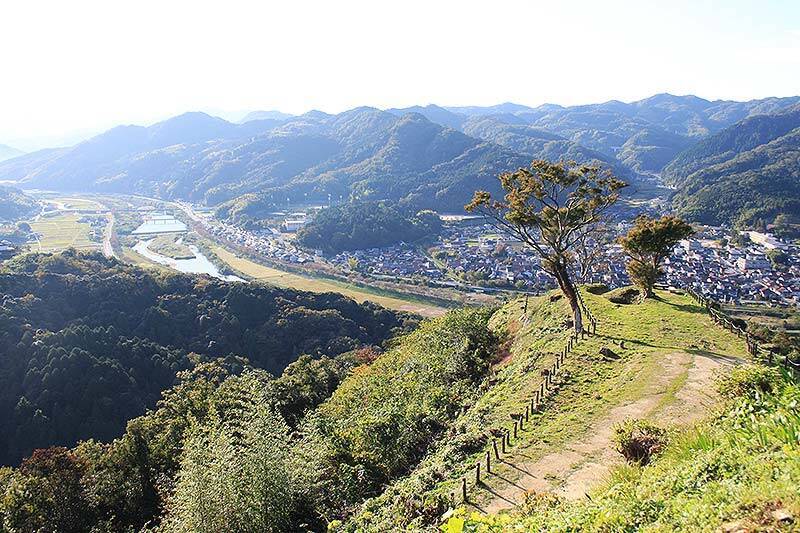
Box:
664;104;800;226
240;110;296;123
1;94;798;226
0;144;24;163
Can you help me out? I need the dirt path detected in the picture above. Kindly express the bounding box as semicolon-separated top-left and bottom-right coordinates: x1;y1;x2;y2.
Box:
485;350;734;513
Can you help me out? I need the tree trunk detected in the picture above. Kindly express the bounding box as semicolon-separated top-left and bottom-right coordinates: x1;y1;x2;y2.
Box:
553;263;582;334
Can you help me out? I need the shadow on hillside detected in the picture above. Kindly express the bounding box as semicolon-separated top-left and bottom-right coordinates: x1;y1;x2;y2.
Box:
490;469;527;490
596;334;677;351
685;348;743;365
502;460;534;477
658;298;706;315
478;483;517;507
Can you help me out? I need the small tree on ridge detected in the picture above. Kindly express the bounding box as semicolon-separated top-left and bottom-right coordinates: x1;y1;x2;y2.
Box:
466;160;625;333
618;215;694;298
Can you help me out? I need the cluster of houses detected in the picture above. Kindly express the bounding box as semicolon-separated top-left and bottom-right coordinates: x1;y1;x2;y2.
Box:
194;202;800;305
662;229;800;305
430;225;555;290
330;244;445;281
199;217;315;264
581;226;800;305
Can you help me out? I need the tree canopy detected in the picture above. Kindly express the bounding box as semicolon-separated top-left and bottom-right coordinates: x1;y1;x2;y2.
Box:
466;159;625;331
296;201;443;254
618;215;694;298
0;250;414;466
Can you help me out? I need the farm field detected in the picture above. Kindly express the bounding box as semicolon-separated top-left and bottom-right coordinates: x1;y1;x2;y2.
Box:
46;196;105;211
29;213;99;252
211;245;447;317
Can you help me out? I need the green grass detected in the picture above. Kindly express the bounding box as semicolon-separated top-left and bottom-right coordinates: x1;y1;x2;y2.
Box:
211;245;448;317
341;289;751;531
449;365;800;532
29;213;99;252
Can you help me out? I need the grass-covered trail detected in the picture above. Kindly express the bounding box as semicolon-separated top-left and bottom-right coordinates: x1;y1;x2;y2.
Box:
474;288;749;514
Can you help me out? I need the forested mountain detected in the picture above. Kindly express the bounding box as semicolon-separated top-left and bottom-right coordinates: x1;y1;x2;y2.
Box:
390;95;800;181
460;115;623;173
295;201;443;253
0;143;24;163
664;105;800;225
1;94;799;227
215;111;533;221
0;251;414;465
0;185;38;221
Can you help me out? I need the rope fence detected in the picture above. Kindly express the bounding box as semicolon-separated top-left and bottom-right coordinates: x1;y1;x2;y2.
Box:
450;292;598;506
684;287;799;377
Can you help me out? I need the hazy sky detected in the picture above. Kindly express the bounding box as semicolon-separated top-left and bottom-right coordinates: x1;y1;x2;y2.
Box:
2;0;798;149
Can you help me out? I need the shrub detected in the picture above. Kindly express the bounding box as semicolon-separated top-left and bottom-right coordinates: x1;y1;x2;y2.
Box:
585;283;610;295
715;364;780;400
606;287;641;304
613;419;669;465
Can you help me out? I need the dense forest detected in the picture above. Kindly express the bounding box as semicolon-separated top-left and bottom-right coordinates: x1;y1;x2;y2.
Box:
665;105;800;226
0;251;415;466
0;186;38;221
295;201;443;253
0;304;497;532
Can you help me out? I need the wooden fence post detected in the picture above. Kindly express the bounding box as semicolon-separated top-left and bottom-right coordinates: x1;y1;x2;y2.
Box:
475;462;481;484
461;478;467;502
525;404;529;422
513;420;518;439
501;432;507;453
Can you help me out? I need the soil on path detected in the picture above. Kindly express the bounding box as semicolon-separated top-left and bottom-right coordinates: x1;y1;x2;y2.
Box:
485;350;735;513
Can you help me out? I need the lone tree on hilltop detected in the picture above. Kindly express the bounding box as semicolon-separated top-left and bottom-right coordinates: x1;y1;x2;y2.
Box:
466;160;625;333
618;215;694;299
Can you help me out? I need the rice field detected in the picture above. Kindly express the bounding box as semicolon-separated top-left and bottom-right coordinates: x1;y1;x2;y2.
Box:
29;213;99;252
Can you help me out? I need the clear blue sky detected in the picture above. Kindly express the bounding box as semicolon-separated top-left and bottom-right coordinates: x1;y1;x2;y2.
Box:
1;0;798;148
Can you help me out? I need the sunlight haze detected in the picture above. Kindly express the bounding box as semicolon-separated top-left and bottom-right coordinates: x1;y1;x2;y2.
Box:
1;0;798;148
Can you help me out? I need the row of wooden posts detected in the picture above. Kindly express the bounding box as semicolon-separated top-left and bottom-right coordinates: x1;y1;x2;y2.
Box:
576;291;598;337
452;305;598;506
685;287;799;376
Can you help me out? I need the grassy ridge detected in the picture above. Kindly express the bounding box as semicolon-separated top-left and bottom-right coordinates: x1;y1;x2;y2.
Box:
342;289;750;530
449;365;800;531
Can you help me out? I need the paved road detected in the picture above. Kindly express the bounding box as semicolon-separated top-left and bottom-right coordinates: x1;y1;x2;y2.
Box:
102;212;118;259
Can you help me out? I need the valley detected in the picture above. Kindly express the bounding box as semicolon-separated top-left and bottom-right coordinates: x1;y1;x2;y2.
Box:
2;3;799;531
10;191;455;316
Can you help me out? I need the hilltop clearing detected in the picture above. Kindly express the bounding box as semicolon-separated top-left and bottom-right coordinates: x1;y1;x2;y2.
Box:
451;364;799;532
342;288;750;530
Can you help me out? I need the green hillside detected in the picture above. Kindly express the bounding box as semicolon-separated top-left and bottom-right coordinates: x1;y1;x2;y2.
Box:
0;185;38;221
0;282;786;532
664;106;800;226
672;128;800;226
450;365;799;531
342;289;752;530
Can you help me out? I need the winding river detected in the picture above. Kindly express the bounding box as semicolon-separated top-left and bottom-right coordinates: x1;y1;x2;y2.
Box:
133;239;245;282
